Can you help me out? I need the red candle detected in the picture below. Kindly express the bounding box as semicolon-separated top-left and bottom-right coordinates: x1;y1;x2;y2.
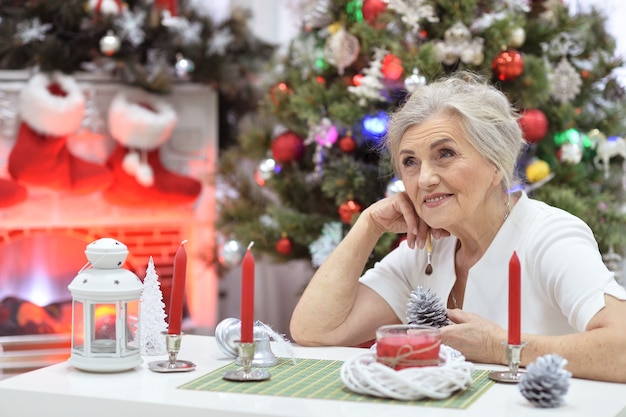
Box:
240;242;255;343
376;326;441;370
508;251;521;345
167;240;187;335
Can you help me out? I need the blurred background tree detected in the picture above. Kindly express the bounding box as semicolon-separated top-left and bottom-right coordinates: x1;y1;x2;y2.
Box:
217;0;626;275
0;0;276;148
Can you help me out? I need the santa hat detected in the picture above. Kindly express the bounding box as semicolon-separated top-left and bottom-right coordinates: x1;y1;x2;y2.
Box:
107;89;177;150
19;72;85;137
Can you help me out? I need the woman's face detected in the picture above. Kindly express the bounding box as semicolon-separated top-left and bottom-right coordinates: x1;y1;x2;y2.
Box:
397;113;502;231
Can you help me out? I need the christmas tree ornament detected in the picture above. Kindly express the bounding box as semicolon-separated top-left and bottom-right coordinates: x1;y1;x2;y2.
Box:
385;177;405;197
67;238;143;372
312;117;339;147
381;53;403;81
309;222;343;267
435;21;484;66
117;8;147;47
348;48;386;105
338;134;357;153
174;53;195;81
404;68;427;93
492;49;524;81
275;233;293;255
406;286;449;328
99;30;121;56
518;354;571;408
509;27;526;48
549;57;582;103
140;256;168;356
519;109;548;144
324;26;360;75
526;159;551;183
362;0;388;26
89;0;124;16
218;239;246;268
254;157;276;186
588;130;626;179
8;72;112;194
362;111;389;142
346;0;364;23
557;142;583;165
386;0;439;32
271;131;305;164
105;89;201;206
302;0;334;30
338;199;362;224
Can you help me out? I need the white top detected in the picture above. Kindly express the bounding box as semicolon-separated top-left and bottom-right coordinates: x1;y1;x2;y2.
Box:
360;191;626;335
0;335;625;417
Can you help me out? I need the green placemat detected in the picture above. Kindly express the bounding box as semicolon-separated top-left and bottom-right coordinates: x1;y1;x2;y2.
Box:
178;358;495;409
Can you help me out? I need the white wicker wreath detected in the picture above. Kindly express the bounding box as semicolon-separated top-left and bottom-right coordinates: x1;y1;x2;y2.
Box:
340;345;474;401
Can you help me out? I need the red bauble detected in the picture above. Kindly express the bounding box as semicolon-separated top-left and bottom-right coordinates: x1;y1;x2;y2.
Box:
381;54;404;81
272;131;305;164
338;200;362;224
275;235;293;255
492;49;524;81
519;109;548;144
362;0;388;25
338;135;357;153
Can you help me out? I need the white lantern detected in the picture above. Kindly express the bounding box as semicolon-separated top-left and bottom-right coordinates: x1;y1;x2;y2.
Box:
68;238;143;372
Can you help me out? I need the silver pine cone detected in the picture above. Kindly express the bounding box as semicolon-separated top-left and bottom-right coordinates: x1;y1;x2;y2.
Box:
406;286;449;328
518;354;572;408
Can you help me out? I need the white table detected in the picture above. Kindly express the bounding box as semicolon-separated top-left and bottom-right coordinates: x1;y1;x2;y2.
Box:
0;335;624;417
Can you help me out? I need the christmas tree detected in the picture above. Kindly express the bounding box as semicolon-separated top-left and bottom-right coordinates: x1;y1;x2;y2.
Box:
140;256;168;355
0;0;276;147
218;0;626;272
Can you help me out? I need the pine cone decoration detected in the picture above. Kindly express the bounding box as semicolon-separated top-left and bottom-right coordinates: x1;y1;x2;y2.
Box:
406;286;449;328
518;354;572;408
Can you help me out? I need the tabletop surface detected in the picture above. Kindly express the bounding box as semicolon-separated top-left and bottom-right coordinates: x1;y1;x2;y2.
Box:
0;334;624;417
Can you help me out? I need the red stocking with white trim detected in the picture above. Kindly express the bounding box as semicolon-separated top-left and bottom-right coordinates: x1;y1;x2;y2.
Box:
7;72;112;193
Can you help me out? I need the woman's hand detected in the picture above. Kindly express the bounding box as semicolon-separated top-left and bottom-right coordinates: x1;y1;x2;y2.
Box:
363;191;449;249
440;309;507;365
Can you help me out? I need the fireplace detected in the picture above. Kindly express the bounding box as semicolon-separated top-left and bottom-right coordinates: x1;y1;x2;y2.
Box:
0;72;219;376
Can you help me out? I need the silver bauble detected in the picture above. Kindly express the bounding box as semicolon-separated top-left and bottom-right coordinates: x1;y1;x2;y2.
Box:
218;239;246;268
99;30;121;56
404;68;427;93
175;54;195;81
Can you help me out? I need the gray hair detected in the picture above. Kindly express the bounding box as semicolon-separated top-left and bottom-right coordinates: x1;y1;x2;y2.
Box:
385;71;525;193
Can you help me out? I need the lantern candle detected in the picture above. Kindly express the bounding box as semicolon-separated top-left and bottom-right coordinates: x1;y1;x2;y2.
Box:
240;242;255;344
508;251;521;345
168;240;187;335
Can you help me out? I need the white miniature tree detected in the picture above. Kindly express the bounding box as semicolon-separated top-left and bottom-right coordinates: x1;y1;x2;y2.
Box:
139;256;168;355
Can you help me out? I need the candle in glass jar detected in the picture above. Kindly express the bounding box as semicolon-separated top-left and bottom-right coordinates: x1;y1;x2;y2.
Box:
240;242;255;344
508;251;521;345
167;240;187;335
376;325;441;370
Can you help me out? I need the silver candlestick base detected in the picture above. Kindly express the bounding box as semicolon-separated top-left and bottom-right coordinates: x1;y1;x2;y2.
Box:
148;332;196;373
223;341;271;382
489;341;527;383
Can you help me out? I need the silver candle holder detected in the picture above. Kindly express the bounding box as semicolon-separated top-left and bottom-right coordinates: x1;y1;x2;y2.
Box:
148;332;196;373
223;341;271;382
489;342;527;383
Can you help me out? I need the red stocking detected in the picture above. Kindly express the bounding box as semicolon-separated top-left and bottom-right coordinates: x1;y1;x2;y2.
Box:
103;144;201;207
7;72;112;194
0;178;27;208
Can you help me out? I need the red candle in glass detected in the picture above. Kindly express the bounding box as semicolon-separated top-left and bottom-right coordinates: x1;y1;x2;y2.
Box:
508;251;521;345
167;240;187;335
376;325;441;370
240;242;255;344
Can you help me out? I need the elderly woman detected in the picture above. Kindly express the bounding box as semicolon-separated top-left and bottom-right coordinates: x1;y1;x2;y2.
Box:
289;72;626;382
